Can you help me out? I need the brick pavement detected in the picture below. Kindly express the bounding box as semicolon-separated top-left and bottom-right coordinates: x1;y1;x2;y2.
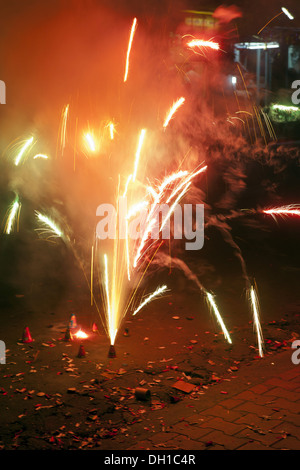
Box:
127;350;300;450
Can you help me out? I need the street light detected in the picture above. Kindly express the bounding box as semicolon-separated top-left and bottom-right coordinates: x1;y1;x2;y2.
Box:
281;7;294;20
257;6;294;35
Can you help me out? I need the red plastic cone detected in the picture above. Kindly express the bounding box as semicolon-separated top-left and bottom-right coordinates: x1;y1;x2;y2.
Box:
69;314;77;329
77;344;86;358
22;327;33;343
64;327;73;342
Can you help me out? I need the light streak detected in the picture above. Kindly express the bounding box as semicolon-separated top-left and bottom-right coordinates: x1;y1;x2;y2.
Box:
249;286;264;357
124;17;137;83
272;104;300;112
35;211;63;238
163;97;185;128
60;104;69;154
206;292;232;344
15;137;35;166
4;196;20;234
133;285;168;316
104;254;117;345
187;39;220;50
84;132;96;152
109;122;115;140
263;205;300;218
133;128;146;181
33;153;49;160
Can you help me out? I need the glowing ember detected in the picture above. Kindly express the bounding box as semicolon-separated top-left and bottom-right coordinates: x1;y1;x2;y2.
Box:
163;97;185;129
124;17;137;83
74;329;88;339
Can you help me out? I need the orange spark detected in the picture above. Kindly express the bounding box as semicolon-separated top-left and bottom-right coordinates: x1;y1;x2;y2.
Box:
124;17;137;83
163;97;185;129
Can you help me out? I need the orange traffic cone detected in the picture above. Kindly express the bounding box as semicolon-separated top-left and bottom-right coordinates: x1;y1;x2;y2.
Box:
77;344;86;358
69;314;77;329
22;327;33;343
64;327;73;342
108;344;116;358
92;322;98;332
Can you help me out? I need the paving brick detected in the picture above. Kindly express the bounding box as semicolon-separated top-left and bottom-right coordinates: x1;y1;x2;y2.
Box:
198;430;248;450
264;378;299;391
198;417;246;436
163;435;200;450
183;425;215;440
126;440;155;450
150;432;180;444
234;413;283;431
238;442;275;450
265;387;300;401
291;376;300;385
235;428;284;447
199;405;245;422
280;413;300;427
271;436;300;450
249;384;270;394
185;415;212;425
271;422;300;438
169;422;194;436
234;390;276;405
279;368;300;381
270;398;300;413
235;401;276;417
218;398;245;409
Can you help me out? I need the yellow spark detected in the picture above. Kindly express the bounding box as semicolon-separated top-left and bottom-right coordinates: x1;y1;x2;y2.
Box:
104;254;117;345
35;211;63;238
133;285;168;316
4;197;20;234
84;132;96;152
163;97;185;128
161;182;191;232
15;137;35;166
124;17;137;83
166;165;207;204
109;122;115;140
187;39;220;50
133;129;146;182
249;285;264;357
206;292;232;344
33;153;49;160
59;104;69;155
123;175;133;197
